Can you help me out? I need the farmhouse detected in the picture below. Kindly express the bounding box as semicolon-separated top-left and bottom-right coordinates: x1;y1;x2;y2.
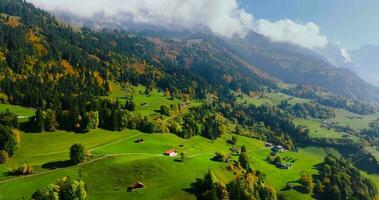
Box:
164;149;177;157
127;181;145;192
271;145;285;152
265;142;273;148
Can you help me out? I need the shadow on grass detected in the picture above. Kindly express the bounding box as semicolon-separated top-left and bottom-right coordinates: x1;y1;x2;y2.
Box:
183;178;203;198
42;160;73;170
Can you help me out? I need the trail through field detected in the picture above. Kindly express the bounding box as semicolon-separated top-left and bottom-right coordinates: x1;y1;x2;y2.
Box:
89;133;143;152
0;151;214;184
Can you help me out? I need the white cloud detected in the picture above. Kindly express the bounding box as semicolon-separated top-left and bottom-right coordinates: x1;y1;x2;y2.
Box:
340;48;352;63
27;0;328;49
27;0;254;38
254;19;328;49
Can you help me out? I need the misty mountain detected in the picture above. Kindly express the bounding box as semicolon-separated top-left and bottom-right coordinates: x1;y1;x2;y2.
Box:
52;11;379;103
349;45;379;87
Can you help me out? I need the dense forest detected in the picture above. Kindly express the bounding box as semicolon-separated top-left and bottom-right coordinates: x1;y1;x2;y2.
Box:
313;155;377;200
283;85;377;115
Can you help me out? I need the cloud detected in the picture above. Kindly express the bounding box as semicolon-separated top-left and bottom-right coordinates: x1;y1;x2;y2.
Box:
254;19;328;49
340;48;352;63
27;0;328;49
27;0;254;38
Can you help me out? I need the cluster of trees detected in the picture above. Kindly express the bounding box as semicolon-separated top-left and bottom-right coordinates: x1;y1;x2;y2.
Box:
32;177;87;200
0;110;19;162
279;101;335;119
217;102;309;150
313;155;377;200
361;118;379;146
175;105;226;140
283;85;377;115
194;169;276;200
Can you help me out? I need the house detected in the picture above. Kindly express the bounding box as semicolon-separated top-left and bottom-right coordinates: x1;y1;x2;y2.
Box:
127;181;144;192
134;139;144;144
265;142;273;148
271;145;285;152
164;149;177;157
141;103;150;107
276;163;293;170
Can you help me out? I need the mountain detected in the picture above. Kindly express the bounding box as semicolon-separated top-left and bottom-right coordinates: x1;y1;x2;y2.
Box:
348;45;379;87
53;11;379;103
222;32;379;102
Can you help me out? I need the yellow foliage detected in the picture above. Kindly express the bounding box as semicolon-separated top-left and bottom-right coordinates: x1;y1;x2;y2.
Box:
6;17;20;27
61;59;76;76
11;129;21;144
26;29;39;43
0;50;5;63
93;71;104;85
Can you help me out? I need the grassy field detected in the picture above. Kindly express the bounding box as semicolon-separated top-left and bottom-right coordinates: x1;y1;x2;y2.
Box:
107;82;182;117
0;125;330;200
0;103;35;122
236;92;310;107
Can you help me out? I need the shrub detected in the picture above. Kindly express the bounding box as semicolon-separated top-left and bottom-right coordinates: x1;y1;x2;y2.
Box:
70;144;86;164
0;150;9;164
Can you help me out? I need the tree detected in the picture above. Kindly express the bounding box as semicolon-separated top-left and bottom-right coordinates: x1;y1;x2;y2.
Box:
45;109;57;132
70;144;85;164
57;177;87;200
299;171;313;193
0;150;9;164
34;108;45;132
160;105;171;116
32;177;86;200
0;124;17;156
124;99;136;111
239;151;250;170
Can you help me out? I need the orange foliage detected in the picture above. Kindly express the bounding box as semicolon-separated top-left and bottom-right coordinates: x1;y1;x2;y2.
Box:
6;17;20;27
61;59;76;76
93;71;105;85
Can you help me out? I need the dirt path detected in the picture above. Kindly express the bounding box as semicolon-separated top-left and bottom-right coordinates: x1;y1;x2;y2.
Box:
0;151;214;185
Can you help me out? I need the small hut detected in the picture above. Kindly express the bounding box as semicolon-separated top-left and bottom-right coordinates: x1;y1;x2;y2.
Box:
164;149;177;157
127;181;145;192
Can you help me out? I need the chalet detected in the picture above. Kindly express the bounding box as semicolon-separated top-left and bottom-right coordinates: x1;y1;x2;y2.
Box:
134;139;144;144
265;142;273;148
164;149;177;157
127;181;144;192
271;145;285;152
276;163;293;170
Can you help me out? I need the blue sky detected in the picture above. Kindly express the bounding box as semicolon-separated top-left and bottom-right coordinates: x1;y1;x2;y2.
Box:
239;0;379;49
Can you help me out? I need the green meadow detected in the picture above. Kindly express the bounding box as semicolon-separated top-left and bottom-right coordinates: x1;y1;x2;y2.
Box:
0;128;327;200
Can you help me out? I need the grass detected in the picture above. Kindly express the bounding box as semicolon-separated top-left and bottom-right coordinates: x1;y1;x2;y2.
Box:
0;103;35;120
331;109;379;131
0;127;327;200
294;118;344;139
236;92;310;107
108;82;182;117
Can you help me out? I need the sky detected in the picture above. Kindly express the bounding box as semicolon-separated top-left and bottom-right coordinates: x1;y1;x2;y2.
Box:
27;0;379;50
239;0;379;50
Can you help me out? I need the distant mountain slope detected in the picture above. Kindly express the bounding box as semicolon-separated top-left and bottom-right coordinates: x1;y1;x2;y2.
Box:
222;32;379;103
349;45;379;87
